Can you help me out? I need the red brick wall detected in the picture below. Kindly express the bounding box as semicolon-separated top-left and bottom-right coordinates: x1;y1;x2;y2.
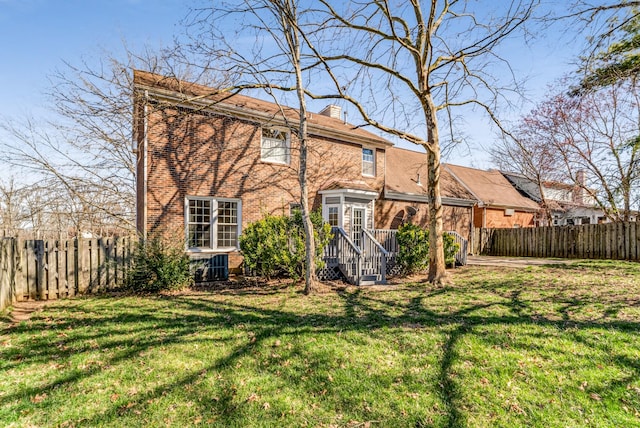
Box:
376;200;472;242
473;206;535;228
139;104;385;270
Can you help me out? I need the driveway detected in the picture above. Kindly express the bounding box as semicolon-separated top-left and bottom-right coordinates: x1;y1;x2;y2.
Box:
466;255;573;267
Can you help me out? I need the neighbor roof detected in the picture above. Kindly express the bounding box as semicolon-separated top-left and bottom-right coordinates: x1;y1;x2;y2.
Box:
384;147;475;206
133;70;392;148
445;164;539;211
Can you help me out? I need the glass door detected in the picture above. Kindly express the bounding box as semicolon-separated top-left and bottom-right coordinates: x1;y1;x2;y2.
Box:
352;208;365;248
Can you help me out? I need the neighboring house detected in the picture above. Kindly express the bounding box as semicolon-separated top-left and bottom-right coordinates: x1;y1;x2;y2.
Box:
501;172;608;226
133;71;475;278
379;147;476;241
444;164;540;229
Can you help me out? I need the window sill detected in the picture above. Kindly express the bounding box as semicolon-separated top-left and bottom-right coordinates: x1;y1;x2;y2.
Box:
187;248;239;254
261;158;290;166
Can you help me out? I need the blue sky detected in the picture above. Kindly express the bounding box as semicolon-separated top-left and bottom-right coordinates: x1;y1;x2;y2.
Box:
0;1;584;168
0;0;182;116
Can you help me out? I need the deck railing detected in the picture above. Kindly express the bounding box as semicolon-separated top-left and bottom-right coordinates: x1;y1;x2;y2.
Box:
329;227;362;285
322;227;469;285
362;229;388;284
446;230;468;266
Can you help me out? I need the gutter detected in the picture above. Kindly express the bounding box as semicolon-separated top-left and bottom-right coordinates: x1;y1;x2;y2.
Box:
384;189;476;207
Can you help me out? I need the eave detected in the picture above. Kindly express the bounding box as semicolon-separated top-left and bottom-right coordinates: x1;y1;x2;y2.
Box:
136;85;393;149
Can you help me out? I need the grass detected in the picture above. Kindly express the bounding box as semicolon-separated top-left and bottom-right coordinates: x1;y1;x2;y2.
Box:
1;260;639;427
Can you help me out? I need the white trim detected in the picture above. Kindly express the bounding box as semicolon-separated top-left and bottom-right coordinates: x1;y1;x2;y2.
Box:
318;188;378;199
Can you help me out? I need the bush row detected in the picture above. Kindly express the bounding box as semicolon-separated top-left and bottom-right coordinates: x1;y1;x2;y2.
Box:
124;217;460;292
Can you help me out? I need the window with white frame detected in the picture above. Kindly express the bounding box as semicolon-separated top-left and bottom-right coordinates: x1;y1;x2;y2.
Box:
362;147;375;176
261;127;290;164
328;206;339;227
187;197;241;250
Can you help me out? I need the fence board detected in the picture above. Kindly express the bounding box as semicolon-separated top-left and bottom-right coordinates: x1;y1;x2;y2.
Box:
479;222;639;261
0;239;16;311
0;236;134;305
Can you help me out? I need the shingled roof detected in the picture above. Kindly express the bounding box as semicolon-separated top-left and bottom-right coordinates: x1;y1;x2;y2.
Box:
384;147;475;206
444;164;540;211
133;70;392;148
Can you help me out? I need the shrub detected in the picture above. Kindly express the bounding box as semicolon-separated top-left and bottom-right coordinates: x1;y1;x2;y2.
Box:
240;209;332;280
126;235;193;292
396;223;461;274
239;214;291;279
396;223;430;274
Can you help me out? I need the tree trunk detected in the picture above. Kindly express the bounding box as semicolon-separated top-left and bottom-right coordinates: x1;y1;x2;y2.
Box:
423;95;447;285
286;6;318;295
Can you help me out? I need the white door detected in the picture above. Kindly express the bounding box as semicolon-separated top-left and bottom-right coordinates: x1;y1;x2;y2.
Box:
352;207;365;248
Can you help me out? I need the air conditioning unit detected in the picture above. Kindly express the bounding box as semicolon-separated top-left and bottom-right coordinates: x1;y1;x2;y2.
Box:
504;208;515;216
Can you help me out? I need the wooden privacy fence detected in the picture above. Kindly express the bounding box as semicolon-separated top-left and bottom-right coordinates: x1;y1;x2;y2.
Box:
0;237;135;311
478;222;640;260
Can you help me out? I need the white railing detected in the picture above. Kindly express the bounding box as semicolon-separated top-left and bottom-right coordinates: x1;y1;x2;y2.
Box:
328;227;362;285
446;230;468;266
362;229;388;284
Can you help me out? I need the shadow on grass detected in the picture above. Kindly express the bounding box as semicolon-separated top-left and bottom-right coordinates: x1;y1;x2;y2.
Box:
1;265;640;427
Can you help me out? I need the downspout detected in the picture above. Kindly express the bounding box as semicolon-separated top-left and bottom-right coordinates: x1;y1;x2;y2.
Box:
135;89;149;241
470;205;475;255
143;90;148;240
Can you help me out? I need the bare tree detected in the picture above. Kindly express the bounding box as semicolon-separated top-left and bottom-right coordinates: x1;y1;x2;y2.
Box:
0;178;30;237
0;48;189;237
184;0;324;293
505;80;640;221
491;83;569;225
303;0;537;284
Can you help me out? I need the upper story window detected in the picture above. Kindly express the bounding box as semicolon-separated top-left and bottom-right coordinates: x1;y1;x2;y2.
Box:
261;127;290;164
362;147;375;176
186;197;241;250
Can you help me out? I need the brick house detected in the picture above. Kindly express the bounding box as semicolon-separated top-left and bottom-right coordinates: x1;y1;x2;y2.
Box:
501;171;608;226
133;70;476;277
444;164;540;229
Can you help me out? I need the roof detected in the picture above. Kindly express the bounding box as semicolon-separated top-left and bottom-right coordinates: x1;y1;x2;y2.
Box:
133;69;392;148
444;164;540;211
384;147;476;206
320;180;377;193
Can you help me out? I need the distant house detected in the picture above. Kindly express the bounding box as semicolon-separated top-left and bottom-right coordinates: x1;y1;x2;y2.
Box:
133;71;475;279
444;164;540;229
501;172;607;226
379;147;476;239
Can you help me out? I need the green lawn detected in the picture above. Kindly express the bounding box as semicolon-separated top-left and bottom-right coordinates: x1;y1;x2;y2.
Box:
1;260;639;427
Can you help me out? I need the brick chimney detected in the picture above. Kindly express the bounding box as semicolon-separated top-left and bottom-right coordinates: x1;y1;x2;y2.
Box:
574;170;586;205
319;104;342;119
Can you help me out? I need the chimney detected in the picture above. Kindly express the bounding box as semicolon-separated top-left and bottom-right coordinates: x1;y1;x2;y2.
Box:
574;170;586;205
319;104;342;119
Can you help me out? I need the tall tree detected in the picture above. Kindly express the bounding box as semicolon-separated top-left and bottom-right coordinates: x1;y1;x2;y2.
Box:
505;81;640;220
491;117;563;225
184;0;321;293
306;0;536;284
0;49;187;236
567;1;640;91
